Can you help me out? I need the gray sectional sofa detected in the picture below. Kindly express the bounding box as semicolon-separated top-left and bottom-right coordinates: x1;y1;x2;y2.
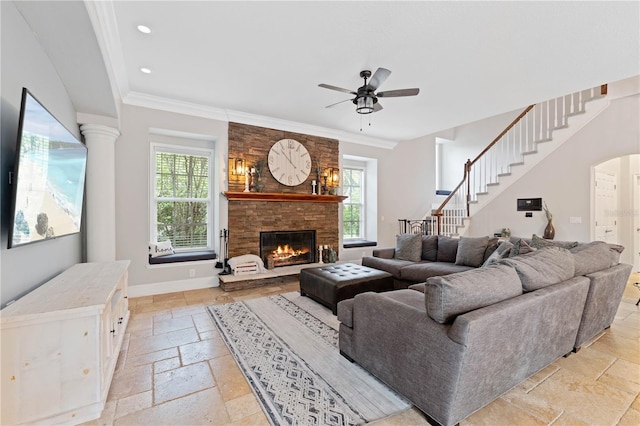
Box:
362;234;501;289
339;241;631;426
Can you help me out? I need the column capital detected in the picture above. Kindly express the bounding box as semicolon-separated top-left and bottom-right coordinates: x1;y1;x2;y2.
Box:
80;124;120;140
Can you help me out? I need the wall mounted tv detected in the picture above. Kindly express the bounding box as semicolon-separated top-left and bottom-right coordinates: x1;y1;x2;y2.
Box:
8;88;87;248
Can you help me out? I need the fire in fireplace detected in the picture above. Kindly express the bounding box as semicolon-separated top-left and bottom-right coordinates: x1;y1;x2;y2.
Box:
260;230;316;268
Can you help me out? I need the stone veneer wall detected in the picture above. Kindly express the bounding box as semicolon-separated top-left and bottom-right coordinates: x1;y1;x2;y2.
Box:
227;122;340;259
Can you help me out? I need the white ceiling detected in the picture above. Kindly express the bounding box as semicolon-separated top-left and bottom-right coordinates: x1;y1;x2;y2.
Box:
14;1;640;146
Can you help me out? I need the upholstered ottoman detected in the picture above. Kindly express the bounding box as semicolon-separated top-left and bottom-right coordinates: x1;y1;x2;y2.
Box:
299;263;394;314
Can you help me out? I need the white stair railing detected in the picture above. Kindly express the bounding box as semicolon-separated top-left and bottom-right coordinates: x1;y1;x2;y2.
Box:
432;84;607;236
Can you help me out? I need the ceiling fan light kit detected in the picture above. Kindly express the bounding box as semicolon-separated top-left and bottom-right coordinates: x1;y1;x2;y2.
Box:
319;67;419;119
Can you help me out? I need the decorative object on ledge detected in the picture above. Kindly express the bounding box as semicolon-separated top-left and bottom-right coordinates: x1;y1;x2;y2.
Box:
223;191;347;203
543;202;555;240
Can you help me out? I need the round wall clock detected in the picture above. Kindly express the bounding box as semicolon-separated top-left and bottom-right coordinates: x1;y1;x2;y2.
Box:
268;139;311;186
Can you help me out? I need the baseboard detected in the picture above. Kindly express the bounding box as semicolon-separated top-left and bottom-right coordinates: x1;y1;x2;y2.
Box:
128;276;219;298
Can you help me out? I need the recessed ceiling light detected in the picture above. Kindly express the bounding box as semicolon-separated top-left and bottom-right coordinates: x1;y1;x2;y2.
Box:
140;67;151;74
137;25;151;34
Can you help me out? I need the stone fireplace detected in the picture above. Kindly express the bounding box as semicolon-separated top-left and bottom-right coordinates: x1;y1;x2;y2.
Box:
226;123;341;262
260;230;316;267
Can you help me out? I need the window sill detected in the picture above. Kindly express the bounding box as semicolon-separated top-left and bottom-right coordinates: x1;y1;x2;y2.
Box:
148;250;217;265
343;240;377;249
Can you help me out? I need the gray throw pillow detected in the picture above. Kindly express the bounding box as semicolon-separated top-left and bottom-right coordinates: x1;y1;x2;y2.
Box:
509;238;536;257
394;233;422;262
455;236;489;267
436;236;459;262
481;240;514;267
483;237;500;262
421;235;438;261
530;234;578;250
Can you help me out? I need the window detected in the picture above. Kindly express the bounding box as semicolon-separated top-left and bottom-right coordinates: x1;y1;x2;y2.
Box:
342;167;365;240
151;143;213;251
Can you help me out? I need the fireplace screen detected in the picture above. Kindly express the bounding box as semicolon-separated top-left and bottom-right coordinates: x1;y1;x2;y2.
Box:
260;230;316;268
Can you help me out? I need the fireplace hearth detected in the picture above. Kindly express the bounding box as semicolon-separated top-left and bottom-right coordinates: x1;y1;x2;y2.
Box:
260;230;316;268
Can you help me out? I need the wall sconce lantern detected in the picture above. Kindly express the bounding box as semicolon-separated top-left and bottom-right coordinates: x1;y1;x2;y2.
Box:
330;168;340;186
231;158;245;178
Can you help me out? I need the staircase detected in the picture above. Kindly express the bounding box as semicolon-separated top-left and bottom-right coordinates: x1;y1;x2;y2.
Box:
418;84;609;237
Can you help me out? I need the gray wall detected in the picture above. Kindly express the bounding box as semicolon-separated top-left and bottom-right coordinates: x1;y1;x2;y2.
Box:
115;104;228;288
1;2;84;307
467;94;640;246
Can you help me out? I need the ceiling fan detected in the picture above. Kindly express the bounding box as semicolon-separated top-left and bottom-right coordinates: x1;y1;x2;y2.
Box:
318;67;419;114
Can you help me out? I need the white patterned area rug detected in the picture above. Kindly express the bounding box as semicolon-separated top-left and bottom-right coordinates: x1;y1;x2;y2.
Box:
207;292;410;426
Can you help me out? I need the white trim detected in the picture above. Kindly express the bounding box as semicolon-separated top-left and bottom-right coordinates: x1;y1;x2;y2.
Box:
128;276;219;298
150;142;215;249
124;92;397;150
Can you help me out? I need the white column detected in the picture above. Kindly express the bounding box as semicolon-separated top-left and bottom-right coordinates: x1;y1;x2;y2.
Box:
80;124;120;262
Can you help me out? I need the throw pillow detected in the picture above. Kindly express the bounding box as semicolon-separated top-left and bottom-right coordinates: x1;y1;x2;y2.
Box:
150;240;175;258
455;236;489;267
530;234;578;250
394;233;422;262
421;235;438;261
483;237;500;262
509;238;536;257
436;235;459;262
481;240;514;267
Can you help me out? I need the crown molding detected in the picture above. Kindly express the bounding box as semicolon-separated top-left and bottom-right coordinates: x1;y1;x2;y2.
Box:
123;92;397;150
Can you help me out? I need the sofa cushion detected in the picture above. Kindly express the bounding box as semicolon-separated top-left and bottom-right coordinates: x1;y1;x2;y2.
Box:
362;256;415;277
570;241;623;276
395;234;423;262
530;234;578;250
436;236;459;262
500;246;575;291
421;235;439;261
408;283;426;293
337;298;354;328
481;240;513;267
399;262;474;283
149;240;175;258
455;236;490;267
425;264;522;324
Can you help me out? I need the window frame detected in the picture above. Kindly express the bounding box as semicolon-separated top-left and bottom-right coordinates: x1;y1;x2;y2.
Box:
342;165;366;241
150;142;214;252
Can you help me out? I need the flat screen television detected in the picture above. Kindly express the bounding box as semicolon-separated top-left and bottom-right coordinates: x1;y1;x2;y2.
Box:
8;88;87;248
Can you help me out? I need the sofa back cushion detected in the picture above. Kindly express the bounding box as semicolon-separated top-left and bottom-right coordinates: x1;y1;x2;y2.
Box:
455;236;490;267
425;264;522;324
570;241;623;276
421;235;438;261
394;233;423;262
500;246;575;291
436;235;459;262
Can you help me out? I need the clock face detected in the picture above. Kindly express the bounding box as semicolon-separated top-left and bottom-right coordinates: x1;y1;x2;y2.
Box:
268;139;312;186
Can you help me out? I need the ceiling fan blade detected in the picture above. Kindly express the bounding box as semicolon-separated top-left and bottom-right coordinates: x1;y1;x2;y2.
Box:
369;68;391;90
325;98;353;108
373;102;383;112
318;83;357;95
377;88;420;97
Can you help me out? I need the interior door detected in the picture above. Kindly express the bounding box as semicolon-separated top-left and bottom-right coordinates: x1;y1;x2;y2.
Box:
594;171;618;243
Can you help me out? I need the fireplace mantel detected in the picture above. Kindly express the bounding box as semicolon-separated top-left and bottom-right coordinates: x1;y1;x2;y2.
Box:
223;191;347;203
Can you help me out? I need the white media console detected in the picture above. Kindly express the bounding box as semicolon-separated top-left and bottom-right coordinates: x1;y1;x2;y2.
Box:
1;260;130;425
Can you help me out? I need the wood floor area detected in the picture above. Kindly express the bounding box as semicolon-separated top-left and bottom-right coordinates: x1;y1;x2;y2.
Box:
83;274;640;426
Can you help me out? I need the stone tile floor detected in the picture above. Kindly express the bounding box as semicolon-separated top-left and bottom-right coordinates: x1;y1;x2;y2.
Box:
84;273;640;426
